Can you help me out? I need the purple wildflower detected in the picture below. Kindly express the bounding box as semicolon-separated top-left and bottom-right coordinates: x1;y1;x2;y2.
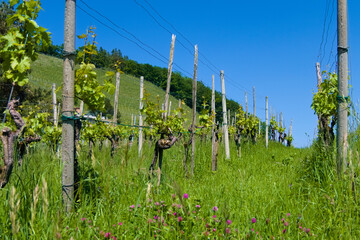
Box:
183;193;189;199
252;218;256;223
226;219;232;225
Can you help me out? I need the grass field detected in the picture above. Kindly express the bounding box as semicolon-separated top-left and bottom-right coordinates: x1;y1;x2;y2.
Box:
0;136;359;239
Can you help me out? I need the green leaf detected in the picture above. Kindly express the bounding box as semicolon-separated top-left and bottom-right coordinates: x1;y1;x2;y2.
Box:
9;0;19;7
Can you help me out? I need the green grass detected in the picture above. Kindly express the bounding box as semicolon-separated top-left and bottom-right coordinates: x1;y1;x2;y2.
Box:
29;54;192;124
0;137;359;239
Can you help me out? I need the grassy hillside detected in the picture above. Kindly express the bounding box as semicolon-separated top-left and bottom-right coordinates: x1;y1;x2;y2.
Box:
29;54;192;124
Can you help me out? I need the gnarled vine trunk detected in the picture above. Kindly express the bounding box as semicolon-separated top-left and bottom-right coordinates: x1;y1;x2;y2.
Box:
0;100;25;188
149;132;178;176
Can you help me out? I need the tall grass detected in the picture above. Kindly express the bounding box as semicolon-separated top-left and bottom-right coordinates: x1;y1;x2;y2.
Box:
0;137;359;239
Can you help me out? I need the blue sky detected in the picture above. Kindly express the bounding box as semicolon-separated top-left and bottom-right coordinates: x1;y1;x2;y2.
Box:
27;0;360;147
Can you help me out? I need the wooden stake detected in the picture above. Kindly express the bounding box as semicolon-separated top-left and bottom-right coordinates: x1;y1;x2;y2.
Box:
79;101;84;115
337;0;348;175
178;99;182;118
138;76;144;156
191;45;198;177
253;86;256;117
245;92;248;118
221;70;230;159
211;75;217;171
265;96;268;148
52;83;58;127
228;109;230;125
316;62;322;90
164;34;176;119
62;0;76;212
113;71;120;123
168;101;172;116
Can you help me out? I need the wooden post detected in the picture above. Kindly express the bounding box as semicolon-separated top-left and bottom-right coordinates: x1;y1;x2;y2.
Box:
57;103;61;124
316;62;322;90
245;92;248;118
191;45;198;177
113;71;120;123
138;76;144;156
164;34;176;119
52;83;58;127
168;101;172;116
79;101;84;115
265;96;268;148
62;0;76;212
221;70;230;159
178;99;182;118
211;74;217;171
161;103;165;118
253;86;256;117
337;0;348;175
228;109;230;125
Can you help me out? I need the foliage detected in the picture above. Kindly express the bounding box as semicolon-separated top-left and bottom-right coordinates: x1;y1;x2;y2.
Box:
23;109;61;149
270;116;278;131
198;98;214;129
0;0;50;86
0;1;15;35
311;72;339;122
141;93;185;136
235;107;259;141
75;27;115;112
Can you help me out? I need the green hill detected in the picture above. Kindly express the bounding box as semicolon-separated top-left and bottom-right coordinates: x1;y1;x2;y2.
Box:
28;54;192;125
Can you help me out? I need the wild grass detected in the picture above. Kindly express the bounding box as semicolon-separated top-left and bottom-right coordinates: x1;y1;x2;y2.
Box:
0;136;359;239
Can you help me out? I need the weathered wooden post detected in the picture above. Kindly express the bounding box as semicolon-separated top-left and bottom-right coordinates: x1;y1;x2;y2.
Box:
52;83;58;127
211;75;217;171
253;86;256;117
62;0;76;212
221;70;230;159
337;0;348;175
138;76;144;156
265;97;268;148
113;71;120;123
245;92;248;118
191;45;198;177
164;34;176;119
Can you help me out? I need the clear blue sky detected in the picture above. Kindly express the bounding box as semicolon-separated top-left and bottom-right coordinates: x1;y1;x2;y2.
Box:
23;0;360;147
